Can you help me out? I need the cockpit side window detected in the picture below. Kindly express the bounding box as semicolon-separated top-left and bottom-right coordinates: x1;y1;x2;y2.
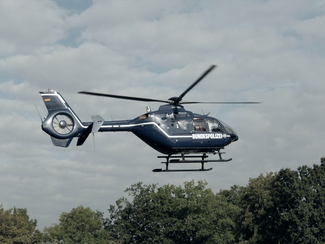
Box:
207;119;223;132
192;119;208;131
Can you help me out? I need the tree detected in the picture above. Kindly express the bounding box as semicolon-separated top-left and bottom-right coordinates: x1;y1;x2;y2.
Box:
234;172;276;243
0;205;38;244
44;205;114;243
107;180;239;243
219;185;246;241
271;159;325;243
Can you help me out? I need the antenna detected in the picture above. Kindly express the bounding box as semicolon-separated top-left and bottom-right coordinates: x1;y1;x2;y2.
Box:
201;108;210;116
34;104;43;122
92;133;96;151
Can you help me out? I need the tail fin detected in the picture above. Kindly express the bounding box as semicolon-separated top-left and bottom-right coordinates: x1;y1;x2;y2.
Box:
40;90;87;147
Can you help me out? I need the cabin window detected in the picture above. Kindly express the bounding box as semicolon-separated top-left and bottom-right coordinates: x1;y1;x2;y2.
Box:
139;113;149;120
176;120;189;130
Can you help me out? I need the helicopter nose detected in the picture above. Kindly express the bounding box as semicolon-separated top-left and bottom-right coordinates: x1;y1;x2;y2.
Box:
217;119;238;142
230;134;239;142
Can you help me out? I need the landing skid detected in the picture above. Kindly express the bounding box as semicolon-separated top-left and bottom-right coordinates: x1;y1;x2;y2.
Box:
153;168;213;172
153;150;231;172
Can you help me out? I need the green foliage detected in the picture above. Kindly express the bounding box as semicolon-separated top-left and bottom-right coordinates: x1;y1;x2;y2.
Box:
0;206;38;244
44;205;114;244
107;180;239;243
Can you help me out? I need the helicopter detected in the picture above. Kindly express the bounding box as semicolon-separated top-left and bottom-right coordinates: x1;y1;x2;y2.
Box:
39;65;260;172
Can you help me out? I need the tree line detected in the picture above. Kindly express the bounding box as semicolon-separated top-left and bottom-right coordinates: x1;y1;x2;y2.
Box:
1;158;325;243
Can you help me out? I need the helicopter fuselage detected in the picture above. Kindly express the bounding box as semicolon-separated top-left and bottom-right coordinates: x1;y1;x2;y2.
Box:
90;104;238;155
40;90;239;154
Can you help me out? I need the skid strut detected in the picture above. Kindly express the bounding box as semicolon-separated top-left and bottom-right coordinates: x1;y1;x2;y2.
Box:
153;151;231;172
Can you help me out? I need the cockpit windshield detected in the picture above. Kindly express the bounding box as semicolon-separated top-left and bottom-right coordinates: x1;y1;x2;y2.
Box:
218;119;237;135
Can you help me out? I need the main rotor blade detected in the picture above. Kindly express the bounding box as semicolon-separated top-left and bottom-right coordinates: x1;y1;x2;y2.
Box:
173;65;216;105
180;101;262;104
79;91;170;103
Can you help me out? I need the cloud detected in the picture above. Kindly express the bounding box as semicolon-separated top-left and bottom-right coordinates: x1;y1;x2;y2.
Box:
0;0;68;55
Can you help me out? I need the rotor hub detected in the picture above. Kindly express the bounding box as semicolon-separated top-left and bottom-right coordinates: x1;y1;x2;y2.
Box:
59;120;67;129
168;97;178;101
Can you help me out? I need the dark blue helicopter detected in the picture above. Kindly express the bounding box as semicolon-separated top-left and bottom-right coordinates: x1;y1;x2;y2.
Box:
40;65;260;172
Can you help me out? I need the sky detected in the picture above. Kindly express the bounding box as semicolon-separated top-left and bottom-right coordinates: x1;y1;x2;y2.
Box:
1;0;325;230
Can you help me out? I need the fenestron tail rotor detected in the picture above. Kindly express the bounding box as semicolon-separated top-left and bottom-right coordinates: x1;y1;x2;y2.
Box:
52;113;74;135
79;65;261;105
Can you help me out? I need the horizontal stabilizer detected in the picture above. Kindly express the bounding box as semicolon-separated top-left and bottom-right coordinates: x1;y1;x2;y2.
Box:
91;115;104;133
76;115;104;146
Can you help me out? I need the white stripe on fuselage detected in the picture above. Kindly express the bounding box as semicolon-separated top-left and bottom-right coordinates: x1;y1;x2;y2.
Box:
101;122;229;140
